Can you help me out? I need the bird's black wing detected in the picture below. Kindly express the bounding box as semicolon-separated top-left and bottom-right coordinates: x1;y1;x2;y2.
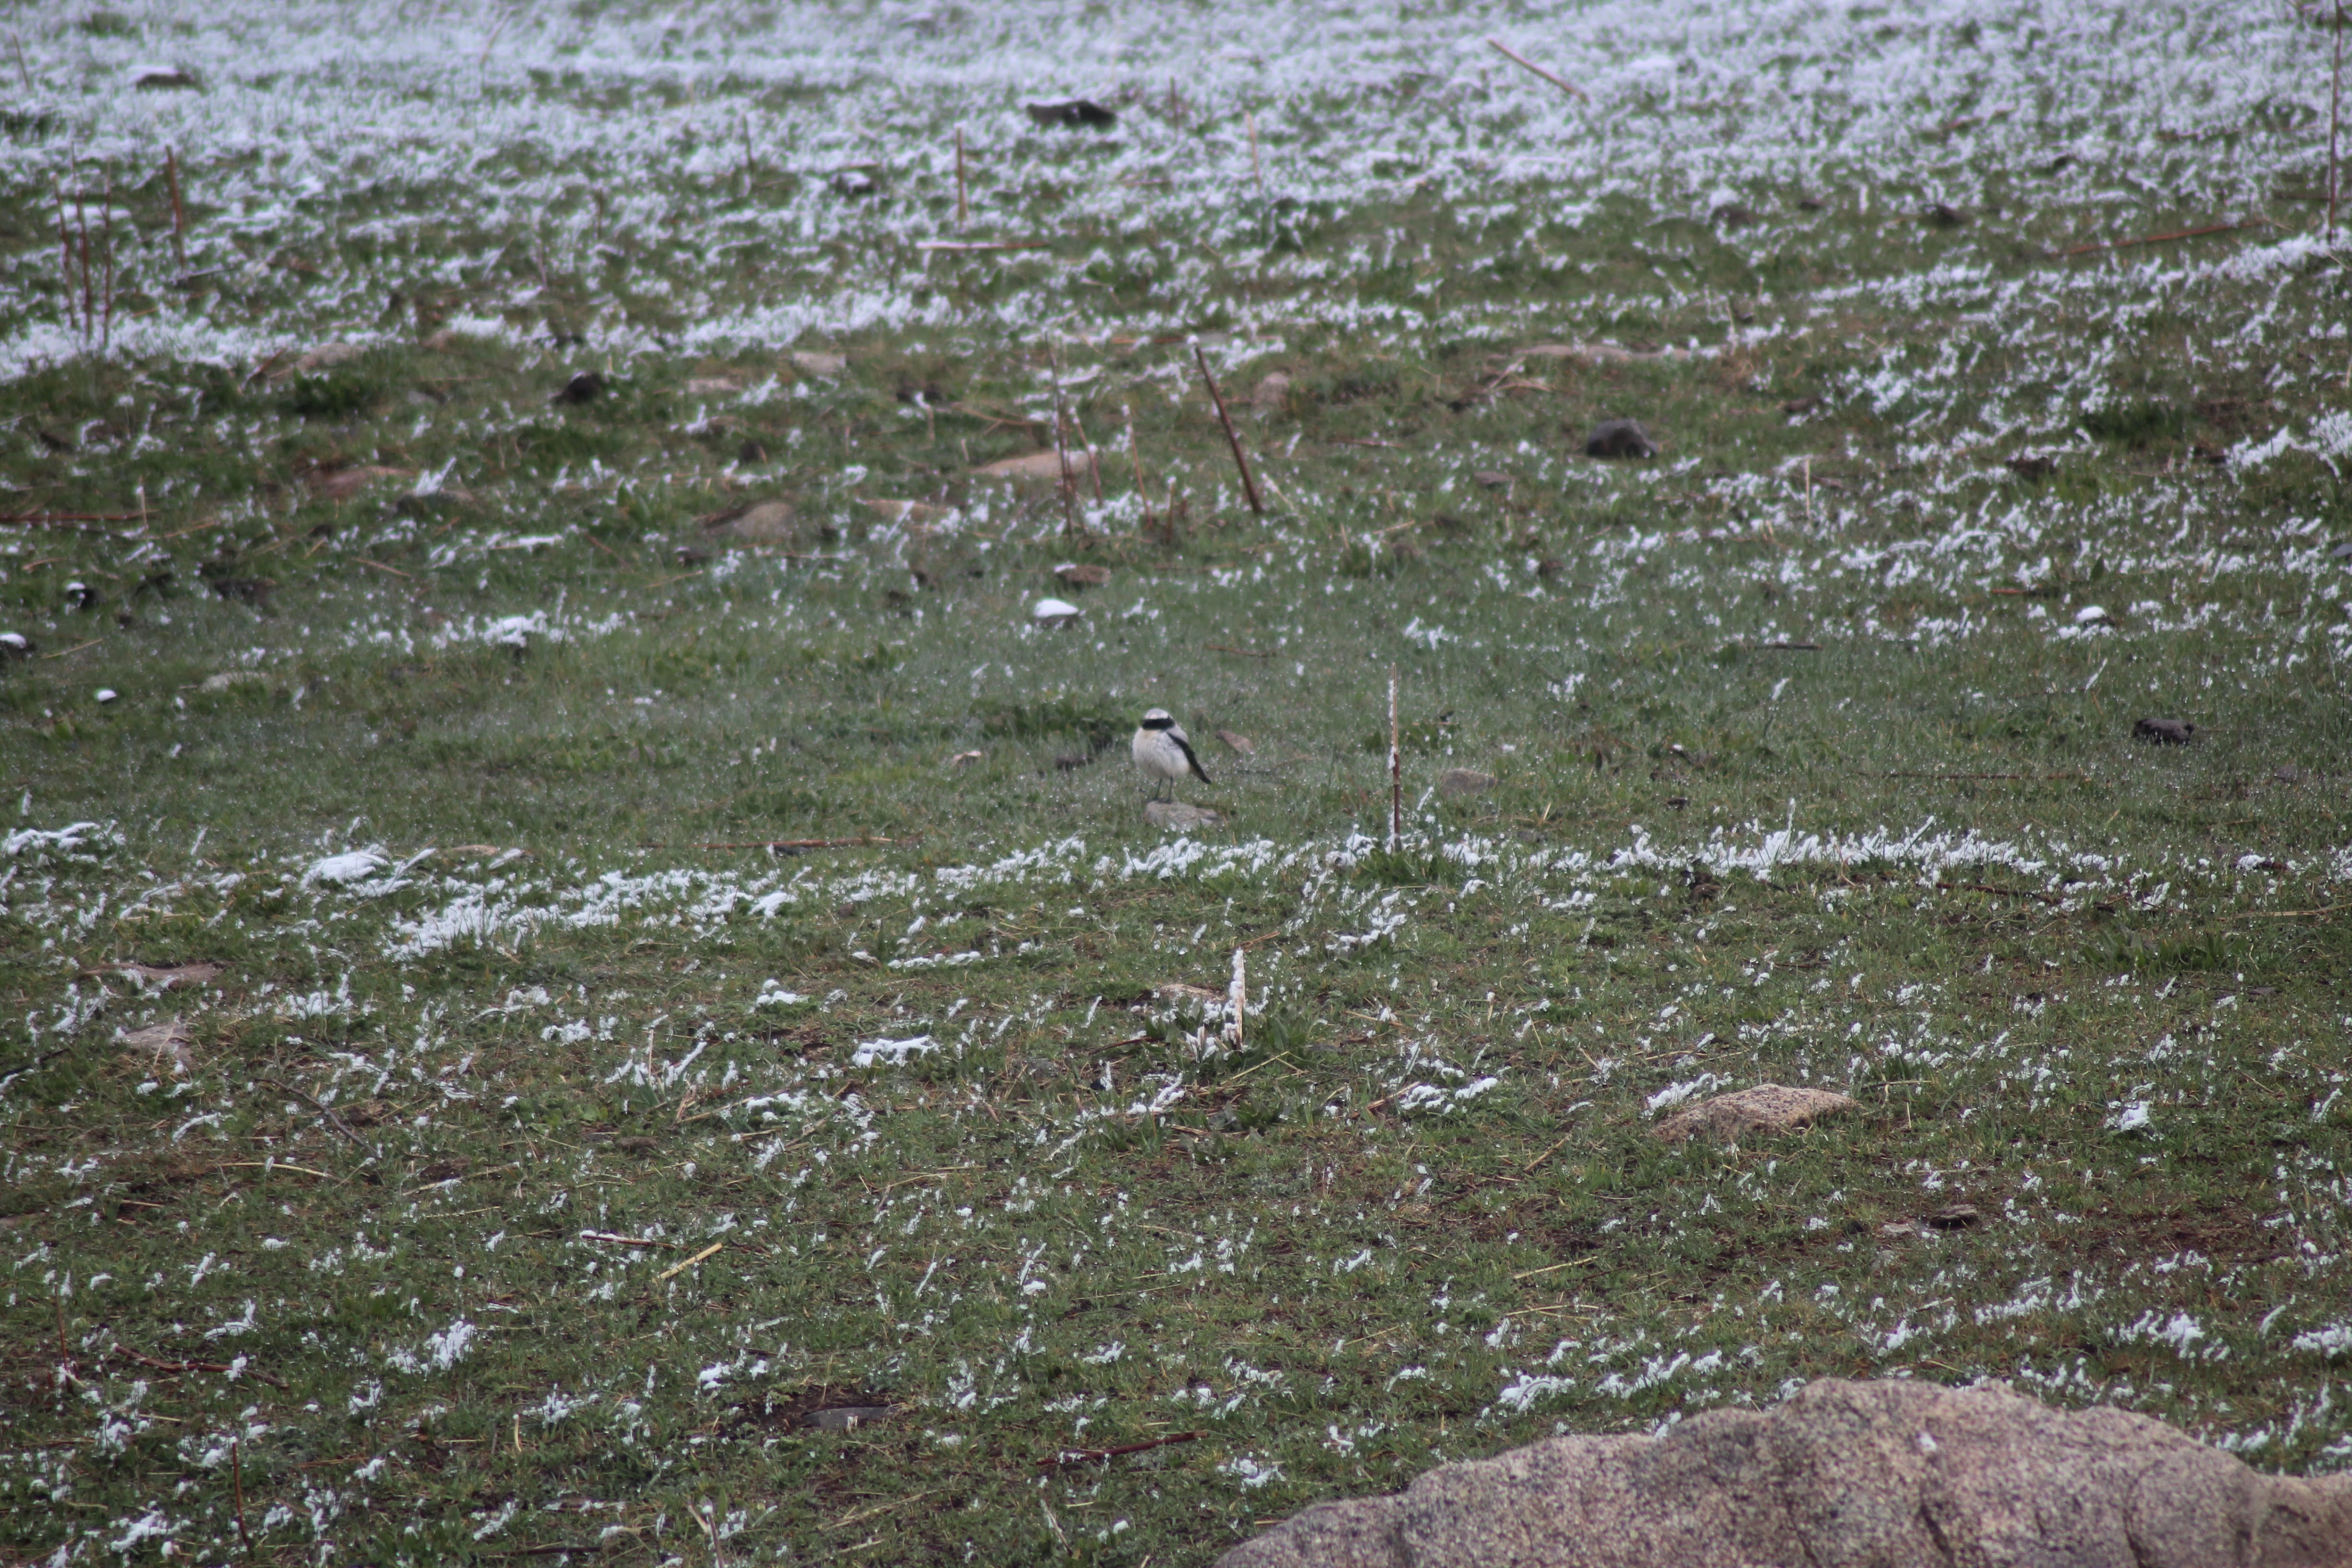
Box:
1175;735;1213;785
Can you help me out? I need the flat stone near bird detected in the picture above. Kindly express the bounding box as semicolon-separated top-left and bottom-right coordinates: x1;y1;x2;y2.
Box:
1144;800;1224;832
1437;768;1494;798
1031;597;1082;626
1652;1084;1859;1144
2134;717;2195;744
1585;418;1659;459
1054;562;1112;589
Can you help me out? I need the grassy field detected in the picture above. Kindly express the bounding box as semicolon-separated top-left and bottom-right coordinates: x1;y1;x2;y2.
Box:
4;0;2352;1562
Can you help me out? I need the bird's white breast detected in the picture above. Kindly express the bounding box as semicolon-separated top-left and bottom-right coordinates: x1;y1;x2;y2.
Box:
1133;728;1187;780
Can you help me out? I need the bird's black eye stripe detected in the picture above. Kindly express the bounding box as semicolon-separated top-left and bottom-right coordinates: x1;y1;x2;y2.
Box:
1141;716;1174;730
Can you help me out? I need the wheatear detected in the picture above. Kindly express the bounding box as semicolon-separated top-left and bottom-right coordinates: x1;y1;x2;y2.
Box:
1132;708;1212;800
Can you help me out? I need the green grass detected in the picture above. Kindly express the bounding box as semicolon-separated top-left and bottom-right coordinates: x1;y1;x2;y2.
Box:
5;4;2352;1563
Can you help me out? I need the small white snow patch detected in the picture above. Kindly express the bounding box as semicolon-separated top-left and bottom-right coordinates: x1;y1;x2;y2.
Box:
303;850;388;887
851;1035;940;1067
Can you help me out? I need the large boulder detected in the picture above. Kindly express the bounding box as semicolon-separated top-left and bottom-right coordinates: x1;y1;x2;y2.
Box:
1218;1378;2352;1568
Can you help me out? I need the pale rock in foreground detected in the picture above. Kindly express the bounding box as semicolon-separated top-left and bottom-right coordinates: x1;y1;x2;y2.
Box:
977;448;1094;482
1651;1083;1857;1143
1218;1378;2352;1568
1145;800;1224;832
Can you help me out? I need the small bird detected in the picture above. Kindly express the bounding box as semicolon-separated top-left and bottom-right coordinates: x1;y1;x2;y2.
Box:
1132;708;1212;800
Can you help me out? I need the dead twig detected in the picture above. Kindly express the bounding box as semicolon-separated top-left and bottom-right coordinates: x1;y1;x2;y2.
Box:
256;1076;364;1145
1484;37;1588;101
2050;217;2273;258
115;1346;289;1389
1192;343;1263;517
166;146;187;272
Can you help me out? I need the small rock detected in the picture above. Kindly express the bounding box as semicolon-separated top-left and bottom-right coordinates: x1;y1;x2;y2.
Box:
1926;1203;1981;1230
119;1017;194;1072
1584;418;1659;459
94;688;118;704
133;67;201;90
683;377;743;396
1144;800;1224;832
1437;768;1494;798
2005;453;2057;477
0;632;33;659
198;670;269;694
2073;604;2111;626
1055;562;1113;589
1712;202;1760;229
977;448;1094;482
790;350;849;377
828;169;878;198
1927;201;1972;226
2134;717;2195;744
1250;371;1292;417
1471;470;1510;490
64;581;99;611
702;500;797;542
1024;99;1117;129
552;371;605;405
1215;730;1256;757
1652;1084;1859;1145
310;464;410;500
2275;765;2304;783
1031;597;1082;626
2331;540;2352;561
116;960;223;989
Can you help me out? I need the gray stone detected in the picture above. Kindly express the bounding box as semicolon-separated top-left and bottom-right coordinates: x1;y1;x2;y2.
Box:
1145;800;1224;831
1437;768;1494;798
1217;1377;2352;1568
